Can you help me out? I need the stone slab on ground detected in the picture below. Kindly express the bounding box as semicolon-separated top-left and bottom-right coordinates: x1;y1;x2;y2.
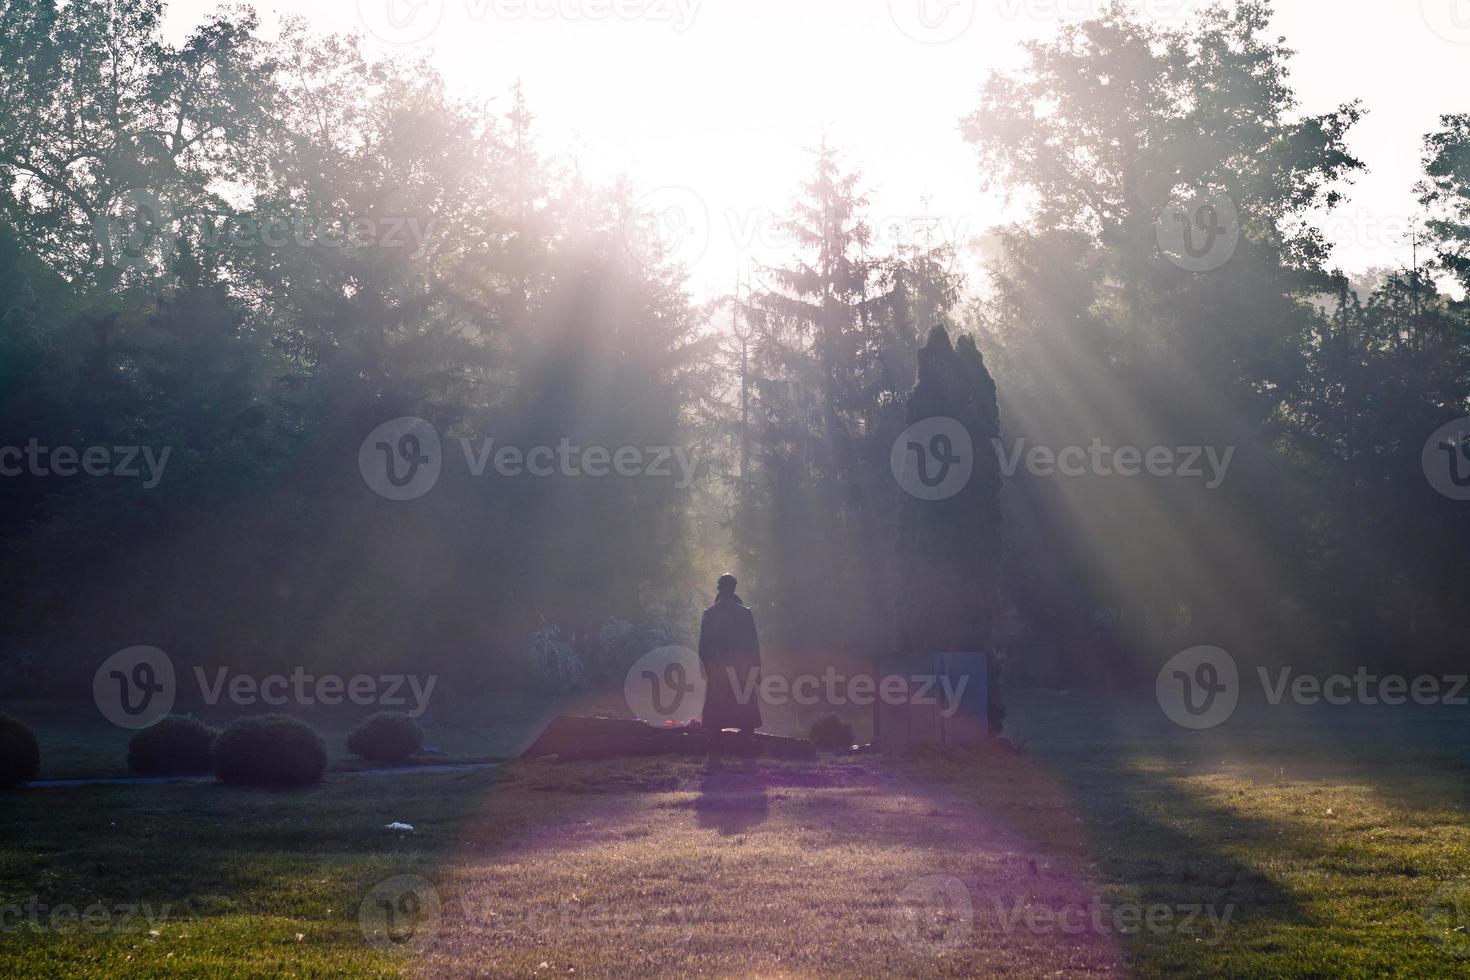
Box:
522;715;816;761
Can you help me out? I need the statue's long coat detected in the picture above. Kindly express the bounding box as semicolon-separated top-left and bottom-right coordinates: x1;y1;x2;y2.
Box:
697;594;763;732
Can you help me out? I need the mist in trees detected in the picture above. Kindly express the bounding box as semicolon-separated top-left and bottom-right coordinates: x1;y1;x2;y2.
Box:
2;0;1467;701
0;1;706;691
961;1;1469;682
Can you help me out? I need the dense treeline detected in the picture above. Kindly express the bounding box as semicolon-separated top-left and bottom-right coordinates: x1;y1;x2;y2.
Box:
2;0;1467;698
959;2;1470;681
0;1;707;692
722;2;1470;687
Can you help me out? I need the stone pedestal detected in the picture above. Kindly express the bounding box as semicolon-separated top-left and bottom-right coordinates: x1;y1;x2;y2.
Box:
874;651;990;750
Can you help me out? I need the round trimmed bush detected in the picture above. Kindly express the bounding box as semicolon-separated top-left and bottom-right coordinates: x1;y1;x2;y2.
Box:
0;714;40;788
214;714;328;787
808;714;855;752
346;712;423;763
127;714;220;775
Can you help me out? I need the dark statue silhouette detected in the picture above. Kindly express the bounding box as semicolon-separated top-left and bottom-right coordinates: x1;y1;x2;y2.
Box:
697;574;763;736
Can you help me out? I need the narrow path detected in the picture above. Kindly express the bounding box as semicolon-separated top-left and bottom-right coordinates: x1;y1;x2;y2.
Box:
27;761;500;789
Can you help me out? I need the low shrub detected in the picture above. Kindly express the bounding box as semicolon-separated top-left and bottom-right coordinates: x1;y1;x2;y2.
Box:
528;623;586;694
127;714;220;775
346;712;423;763
214;714;328;787
597;618;674;683
808;714;855;752
0;714;39;788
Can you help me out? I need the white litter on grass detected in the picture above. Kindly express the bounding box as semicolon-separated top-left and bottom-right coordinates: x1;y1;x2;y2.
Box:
385;822;415;832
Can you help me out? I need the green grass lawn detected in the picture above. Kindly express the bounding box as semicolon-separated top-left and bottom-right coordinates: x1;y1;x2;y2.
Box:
2;691;1469;977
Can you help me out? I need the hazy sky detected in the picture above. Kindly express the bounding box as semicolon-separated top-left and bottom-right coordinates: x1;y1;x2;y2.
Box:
163;0;1470;298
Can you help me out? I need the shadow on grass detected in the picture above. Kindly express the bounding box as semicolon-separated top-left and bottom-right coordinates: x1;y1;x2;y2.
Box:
695;757;770;835
1006;689;1470;970
1009;696;1312;926
415;738;1307;974
13;694;1470;975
